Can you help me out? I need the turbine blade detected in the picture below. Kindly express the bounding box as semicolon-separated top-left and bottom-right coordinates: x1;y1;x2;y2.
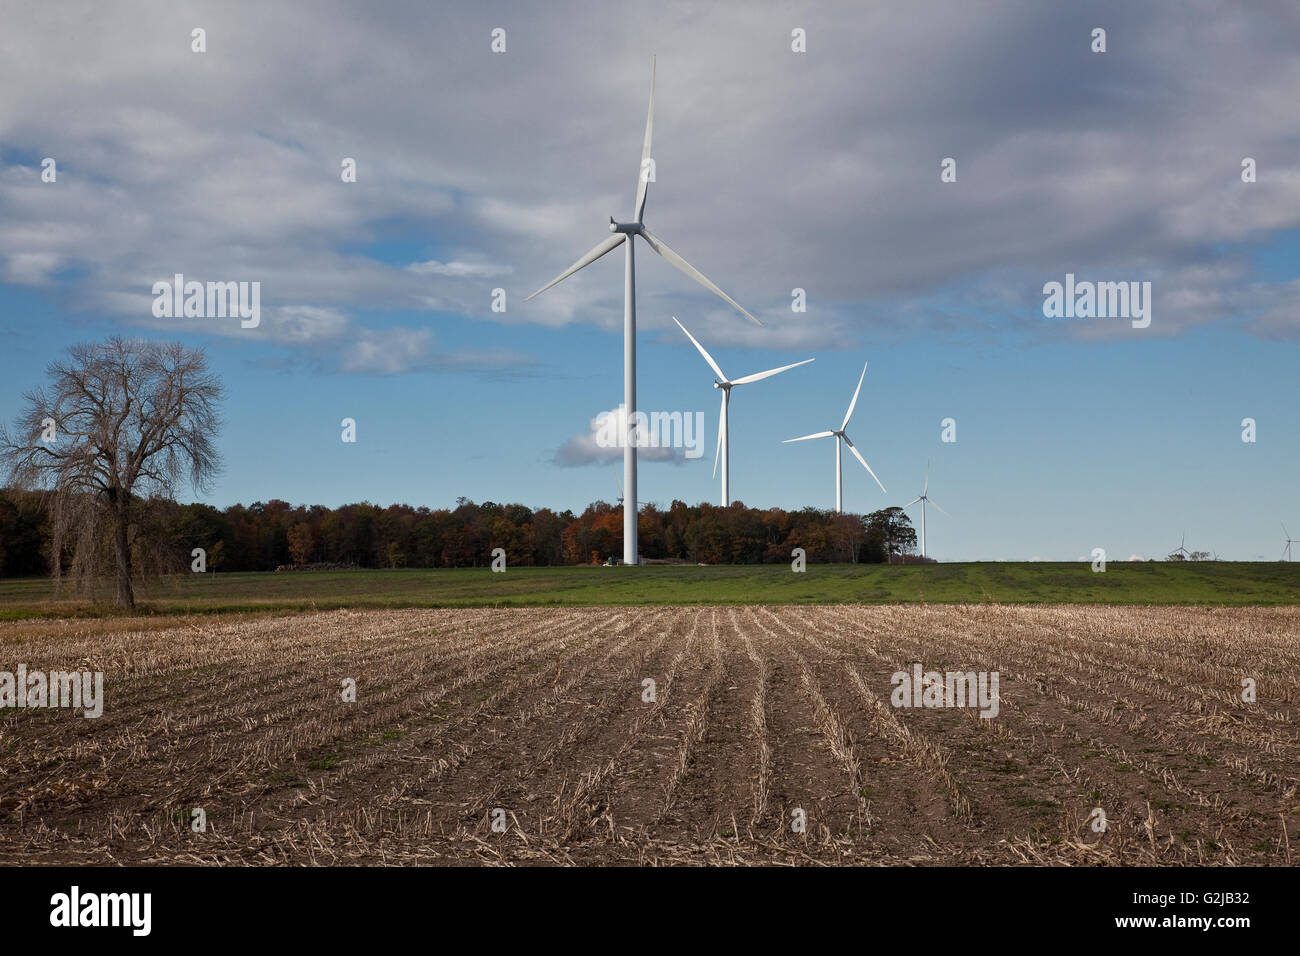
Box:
841;361;867;430
524;233;626;301
842;432;886;493
783;431;834;443
905;496;922;507
672;316;727;382
713;393;724;480
731;358;815;386
923;459;930;496
1284;523;1291;540
927;498;950;517
634;56;655;223
639;228;761;326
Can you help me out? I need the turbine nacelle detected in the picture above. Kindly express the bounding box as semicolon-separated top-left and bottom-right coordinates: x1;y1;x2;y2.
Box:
610;220;643;234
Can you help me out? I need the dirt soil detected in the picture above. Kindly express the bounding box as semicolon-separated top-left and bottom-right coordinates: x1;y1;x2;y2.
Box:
1;605;1296;865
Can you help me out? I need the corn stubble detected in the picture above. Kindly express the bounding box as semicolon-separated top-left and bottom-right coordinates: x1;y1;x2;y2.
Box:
1;604;1296;865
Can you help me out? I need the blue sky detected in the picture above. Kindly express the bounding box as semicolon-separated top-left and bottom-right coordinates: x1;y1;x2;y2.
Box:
1;0;1298;560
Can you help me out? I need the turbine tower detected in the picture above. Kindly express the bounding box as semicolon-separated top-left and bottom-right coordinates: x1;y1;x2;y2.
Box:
904;461;948;560
673;316;812;506
783;362;886;512
525;57;759;565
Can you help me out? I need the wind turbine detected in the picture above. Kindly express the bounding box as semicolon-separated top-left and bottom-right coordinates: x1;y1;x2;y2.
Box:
783;362;886;512
673;316;812;506
1170;532;1192;560
525;57;759;565
615;472;641;509
905;461;948;560
1283;524;1298;561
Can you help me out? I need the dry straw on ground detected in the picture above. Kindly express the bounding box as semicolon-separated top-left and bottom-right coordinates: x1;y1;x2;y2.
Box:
1;604;1296;865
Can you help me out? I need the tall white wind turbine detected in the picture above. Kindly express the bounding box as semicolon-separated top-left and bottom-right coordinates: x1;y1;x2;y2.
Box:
673;317;812;506
783;362;886;512
524;57;759;565
1283;524;1298;561
905;461;949;560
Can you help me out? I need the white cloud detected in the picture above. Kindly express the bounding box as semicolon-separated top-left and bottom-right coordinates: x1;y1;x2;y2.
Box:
3;252;60;284
265;306;349;345
340;327;435;375
336;326;534;376
554;408;698;467
407;259;512;279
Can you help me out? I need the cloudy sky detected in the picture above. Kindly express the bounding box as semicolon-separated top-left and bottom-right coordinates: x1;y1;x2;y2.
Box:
2;0;1299;560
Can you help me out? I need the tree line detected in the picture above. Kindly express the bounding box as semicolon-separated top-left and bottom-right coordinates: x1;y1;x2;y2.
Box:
0;489;920;575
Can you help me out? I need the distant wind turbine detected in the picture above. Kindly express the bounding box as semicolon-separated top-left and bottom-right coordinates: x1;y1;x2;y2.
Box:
673;316;812;506
905;461;948;560
1171;532;1191;560
1283;524;1298;561
783;362;886;513
615;472;641;509
524;56;759;565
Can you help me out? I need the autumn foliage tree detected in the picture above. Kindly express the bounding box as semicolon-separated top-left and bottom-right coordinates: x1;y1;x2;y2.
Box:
287;522;315;565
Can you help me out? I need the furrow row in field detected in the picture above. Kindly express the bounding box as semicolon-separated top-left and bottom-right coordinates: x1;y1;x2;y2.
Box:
0;610;482;780
872;606;1300;796
762;608;975;829
739;628;772;828
819;606;1287;862
542;620;716;847
0;609;589;825
421;610;679;847
640;607;761;851
314;608;638;815
561;608;708;842
986;609;1299;714
737;610;869;858
156;608;608;814
1040;605;1300;674
809;606;1210;860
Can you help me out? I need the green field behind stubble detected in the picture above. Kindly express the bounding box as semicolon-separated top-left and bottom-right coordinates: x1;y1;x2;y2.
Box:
0;561;1298;619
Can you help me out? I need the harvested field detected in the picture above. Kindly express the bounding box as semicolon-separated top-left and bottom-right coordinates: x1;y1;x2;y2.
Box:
1;605;1297;866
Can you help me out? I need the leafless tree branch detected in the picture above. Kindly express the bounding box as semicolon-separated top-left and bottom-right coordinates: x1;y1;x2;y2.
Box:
0;337;224;608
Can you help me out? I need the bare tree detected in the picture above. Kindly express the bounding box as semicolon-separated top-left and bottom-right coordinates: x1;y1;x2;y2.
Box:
0;338;223;608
